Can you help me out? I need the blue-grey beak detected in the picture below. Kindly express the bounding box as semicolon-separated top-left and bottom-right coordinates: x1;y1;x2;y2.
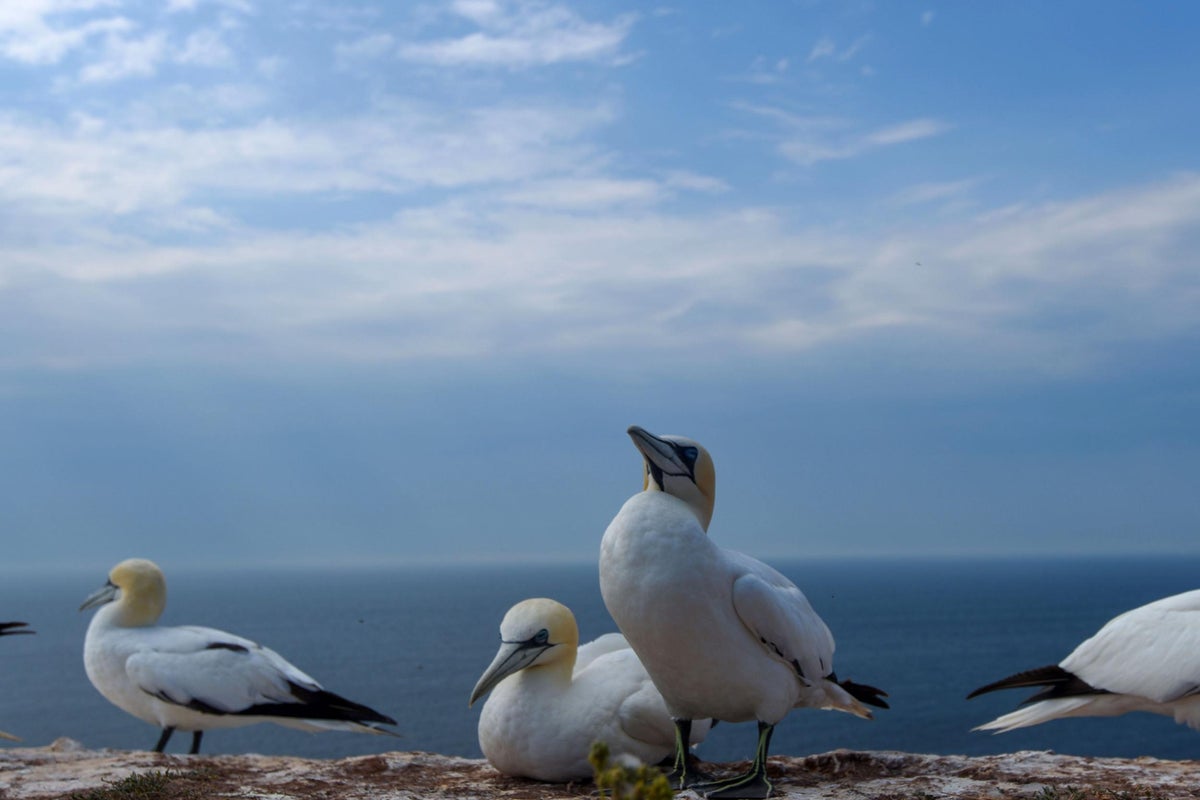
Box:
468;638;554;707
80;580;118;612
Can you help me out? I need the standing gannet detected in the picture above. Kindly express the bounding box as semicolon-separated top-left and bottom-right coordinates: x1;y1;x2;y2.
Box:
599;426;888;799
969;588;1200;733
468;598;710;782
2;621;34;741
81;558;396;754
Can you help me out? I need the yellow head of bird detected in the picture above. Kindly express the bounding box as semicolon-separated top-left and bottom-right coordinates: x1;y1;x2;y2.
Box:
80;558;167;628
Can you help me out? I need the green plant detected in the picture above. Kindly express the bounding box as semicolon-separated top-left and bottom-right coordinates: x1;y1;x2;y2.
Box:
68;768;214;800
589;741;673;800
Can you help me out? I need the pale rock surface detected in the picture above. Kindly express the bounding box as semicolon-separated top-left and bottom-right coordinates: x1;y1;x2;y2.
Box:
0;739;1195;799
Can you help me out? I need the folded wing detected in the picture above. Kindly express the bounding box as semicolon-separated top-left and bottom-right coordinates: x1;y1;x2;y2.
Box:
126;626;394;727
1061;591;1200;704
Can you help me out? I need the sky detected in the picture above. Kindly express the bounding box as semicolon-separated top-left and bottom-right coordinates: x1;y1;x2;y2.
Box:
1;0;1198;570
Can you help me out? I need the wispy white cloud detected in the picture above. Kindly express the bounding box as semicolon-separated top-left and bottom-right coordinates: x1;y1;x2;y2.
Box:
769;111;951;166
838;34;870;62
451;0;504;27
3;0;249;81
0;2;127;65
255;54;283;77
888;178;979;207
864;118;949;146
742;54;791;85
826;174;1200;368
499;177;663;209
0;0;1196;390
126;81;270;125
398;0;636;68
496;167;730;210
175;27;235;67
78;29;167;82
334;32;395;65
0;95;615;220
807;36;835;63
662;170;728;193
167;0;253;14
806;33;870;63
3;157;1198;379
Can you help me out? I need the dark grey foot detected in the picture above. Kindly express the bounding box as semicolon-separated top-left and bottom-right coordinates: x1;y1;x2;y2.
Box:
665;764;717;790
663;718;719;789
660;753;716;789
693;769;772;799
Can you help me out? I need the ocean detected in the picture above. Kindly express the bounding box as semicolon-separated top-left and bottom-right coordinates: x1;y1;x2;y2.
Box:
1;555;1198;763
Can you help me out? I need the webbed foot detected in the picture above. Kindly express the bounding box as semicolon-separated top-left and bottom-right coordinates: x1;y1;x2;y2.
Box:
661;753;716;789
692;769;772;799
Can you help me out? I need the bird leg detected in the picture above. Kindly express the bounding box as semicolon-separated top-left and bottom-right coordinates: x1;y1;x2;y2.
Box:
189;731;203;755
153;726;175;753
693;721;774;799
662;719;715;789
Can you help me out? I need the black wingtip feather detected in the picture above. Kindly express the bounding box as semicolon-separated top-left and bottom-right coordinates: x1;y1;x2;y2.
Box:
967;664;1070;699
157;681;397;727
0;622;33;636
240;682;397;726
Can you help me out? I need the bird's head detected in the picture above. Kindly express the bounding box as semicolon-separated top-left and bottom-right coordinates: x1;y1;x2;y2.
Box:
627;425;715;531
468;598;579;706
80;558;166;627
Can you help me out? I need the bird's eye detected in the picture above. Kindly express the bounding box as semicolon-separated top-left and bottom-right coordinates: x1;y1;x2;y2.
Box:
534;629;549;645
681;446;699;464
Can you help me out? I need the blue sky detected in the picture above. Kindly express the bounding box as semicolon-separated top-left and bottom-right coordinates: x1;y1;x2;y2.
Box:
1;1;1198;569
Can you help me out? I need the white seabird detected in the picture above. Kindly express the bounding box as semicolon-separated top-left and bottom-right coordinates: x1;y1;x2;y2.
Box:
969;588;1200;732
468;597;710;782
1;621;33;741
599;426;887;799
81;558;396;754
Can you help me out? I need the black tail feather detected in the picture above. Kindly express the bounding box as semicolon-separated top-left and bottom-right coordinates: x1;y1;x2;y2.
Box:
967;664;1107;704
838;677;889;710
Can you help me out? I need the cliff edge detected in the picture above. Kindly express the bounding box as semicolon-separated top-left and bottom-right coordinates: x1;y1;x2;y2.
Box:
1;739;1193;799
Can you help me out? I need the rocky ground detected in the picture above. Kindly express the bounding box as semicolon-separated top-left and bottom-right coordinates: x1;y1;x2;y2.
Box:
0;739;1196;800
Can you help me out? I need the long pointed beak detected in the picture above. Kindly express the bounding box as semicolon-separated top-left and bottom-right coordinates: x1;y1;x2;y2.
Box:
79;581;118;612
628;425;687;476
468;640;550;707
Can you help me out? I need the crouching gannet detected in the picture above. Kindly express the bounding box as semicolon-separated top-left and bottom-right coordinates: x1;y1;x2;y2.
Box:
599;426;888;799
468;597;711;782
969;588;1200;733
2;621;33;741
81;558;396;754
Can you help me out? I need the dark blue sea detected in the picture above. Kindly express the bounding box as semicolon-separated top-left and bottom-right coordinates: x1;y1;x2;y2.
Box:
2;556;1199;761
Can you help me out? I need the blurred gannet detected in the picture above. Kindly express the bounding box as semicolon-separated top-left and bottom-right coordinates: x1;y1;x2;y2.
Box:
969;588;1200;733
599;426;888;799
468;597;710;782
81;558;396;754
2;621;33;741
